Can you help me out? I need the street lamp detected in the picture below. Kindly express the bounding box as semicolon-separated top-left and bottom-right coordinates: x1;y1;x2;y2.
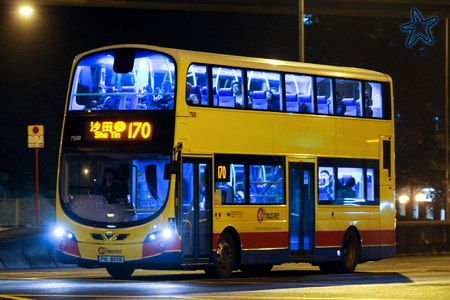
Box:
18;7;34;15
415;193;427;202
399;195;410;204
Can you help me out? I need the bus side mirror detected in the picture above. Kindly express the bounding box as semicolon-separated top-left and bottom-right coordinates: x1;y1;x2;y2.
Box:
164;164;172;180
164;142;183;180
164;161;181;180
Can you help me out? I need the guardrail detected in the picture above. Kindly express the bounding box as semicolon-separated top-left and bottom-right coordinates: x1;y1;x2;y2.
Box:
396;220;450;255
0;198;56;227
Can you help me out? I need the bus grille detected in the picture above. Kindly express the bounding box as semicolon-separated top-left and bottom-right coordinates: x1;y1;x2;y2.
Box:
90;233;130;241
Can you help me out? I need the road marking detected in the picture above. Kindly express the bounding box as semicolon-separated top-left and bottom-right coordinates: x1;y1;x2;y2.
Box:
0;295;35;300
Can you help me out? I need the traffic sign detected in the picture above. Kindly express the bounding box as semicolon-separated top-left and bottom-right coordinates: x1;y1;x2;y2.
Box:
28;125;44;148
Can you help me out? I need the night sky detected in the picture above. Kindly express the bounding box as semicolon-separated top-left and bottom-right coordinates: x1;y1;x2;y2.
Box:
0;3;446;199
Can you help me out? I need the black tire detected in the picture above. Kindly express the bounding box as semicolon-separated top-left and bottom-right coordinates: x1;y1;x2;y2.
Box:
106;265;135;279
204;267;217;277
318;230;360;274
317;262;339;273
214;231;236;278
338;230;360;273
240;264;273;277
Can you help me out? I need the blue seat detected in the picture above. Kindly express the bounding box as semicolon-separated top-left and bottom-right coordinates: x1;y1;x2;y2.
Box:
342;99;356;116
251;91;268;110
201;86;209;105
317;96;330;114
298;95;312;113
217;88;235;107
286;94;299;112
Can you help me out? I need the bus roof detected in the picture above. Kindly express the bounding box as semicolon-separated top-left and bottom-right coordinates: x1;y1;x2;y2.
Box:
75;44;392;83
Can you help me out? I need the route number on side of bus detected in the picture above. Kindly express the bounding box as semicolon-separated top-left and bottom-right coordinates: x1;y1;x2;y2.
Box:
217;165;230;181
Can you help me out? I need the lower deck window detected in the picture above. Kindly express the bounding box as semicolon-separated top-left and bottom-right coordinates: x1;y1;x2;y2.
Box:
215;155;285;205
318;158;379;205
60;154;171;224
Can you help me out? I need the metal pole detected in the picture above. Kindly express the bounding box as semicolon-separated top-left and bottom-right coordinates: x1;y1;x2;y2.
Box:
298;0;304;62
15;199;19;227
35;148;40;227
446;18;449;220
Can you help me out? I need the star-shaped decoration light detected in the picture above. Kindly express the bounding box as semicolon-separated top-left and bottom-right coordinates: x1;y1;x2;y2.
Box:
401;8;438;47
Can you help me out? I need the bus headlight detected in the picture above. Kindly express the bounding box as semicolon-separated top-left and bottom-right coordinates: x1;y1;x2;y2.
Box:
162;228;172;238
145;229;173;242
54;227;77;241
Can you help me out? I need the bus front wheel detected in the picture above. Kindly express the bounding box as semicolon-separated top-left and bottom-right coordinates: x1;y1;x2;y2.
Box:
106;265;135;279
214;231;236;278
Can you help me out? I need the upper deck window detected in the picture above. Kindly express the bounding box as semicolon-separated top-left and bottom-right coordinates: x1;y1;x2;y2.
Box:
186;64;209;106
247;70;282;111
68;49;176;111
285;74;314;113
365;82;383;118
335;79;362;117
185;63;391;120
212;67;244;108
317;77;334;115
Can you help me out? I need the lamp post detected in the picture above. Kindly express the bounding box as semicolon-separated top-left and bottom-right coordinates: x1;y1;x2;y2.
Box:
398;195;410;217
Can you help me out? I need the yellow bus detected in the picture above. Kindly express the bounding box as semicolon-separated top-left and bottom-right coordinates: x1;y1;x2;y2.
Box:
55;45;395;278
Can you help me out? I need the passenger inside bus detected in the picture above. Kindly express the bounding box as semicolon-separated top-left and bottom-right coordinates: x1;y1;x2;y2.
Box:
335;92;346;115
152;81;174;109
266;90;280;111
84;85;114;110
232;81;244;108
98;171;125;203
186;83;199;105
338;177;356;198
138;86;153;109
319;169;334;201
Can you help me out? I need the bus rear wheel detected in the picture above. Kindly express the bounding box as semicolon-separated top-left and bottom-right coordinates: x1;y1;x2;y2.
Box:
214;231;236;278
318;230;360;274
339;230;360;273
106;265;135;279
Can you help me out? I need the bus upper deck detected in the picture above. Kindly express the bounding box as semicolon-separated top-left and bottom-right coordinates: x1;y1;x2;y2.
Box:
67;45;391;120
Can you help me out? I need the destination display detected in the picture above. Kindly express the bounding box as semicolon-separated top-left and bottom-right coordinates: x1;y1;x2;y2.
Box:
87;120;152;141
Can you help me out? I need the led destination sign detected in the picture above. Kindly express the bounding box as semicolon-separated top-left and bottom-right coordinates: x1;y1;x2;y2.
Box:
88;120;152;140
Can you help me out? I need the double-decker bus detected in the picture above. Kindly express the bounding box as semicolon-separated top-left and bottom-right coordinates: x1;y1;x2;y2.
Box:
55;45;395;278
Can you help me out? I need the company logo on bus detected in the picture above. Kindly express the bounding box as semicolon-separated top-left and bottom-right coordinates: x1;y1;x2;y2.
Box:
89;121;152;140
98;247;122;254
257;207;280;223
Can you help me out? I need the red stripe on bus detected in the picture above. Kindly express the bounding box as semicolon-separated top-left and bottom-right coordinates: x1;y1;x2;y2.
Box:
211;229;395;250
213;231;289;250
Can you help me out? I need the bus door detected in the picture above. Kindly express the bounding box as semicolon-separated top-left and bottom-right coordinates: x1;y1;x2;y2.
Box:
289;162;315;259
181;158;212;264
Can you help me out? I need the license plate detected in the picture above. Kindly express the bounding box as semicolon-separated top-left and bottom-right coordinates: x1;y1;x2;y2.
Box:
98;256;124;263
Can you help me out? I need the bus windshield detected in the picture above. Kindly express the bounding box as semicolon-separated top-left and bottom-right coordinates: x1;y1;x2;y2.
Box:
60;153;170;224
68;49;176;111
